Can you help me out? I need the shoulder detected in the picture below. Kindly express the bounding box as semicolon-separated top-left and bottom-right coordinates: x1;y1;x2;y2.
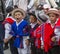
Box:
11;21;16;27
22;20;28;25
23;20;28;23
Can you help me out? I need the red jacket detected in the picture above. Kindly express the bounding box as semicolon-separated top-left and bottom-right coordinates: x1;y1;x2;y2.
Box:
30;23;54;50
31;18;60;52
43;23;54;52
30;24;40;48
34;25;41;49
34;23;54;51
43;18;60;52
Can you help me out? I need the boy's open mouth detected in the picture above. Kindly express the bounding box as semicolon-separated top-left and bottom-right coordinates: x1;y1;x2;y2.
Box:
17;18;19;20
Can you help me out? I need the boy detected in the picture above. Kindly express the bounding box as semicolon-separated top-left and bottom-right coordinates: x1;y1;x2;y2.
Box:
46;8;60;54
9;8;30;54
29;13;39;54
34;8;60;54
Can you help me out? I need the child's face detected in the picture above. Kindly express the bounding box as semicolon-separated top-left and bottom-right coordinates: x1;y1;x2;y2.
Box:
14;12;23;23
29;15;37;23
44;8;49;13
49;13;57;23
37;20;41;25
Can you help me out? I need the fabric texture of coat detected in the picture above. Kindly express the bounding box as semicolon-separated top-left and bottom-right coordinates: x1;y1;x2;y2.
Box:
10;20;29;48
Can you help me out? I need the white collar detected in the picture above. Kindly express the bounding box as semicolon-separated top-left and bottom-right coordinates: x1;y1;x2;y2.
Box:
48;18;59;24
30;23;37;28
16;19;24;26
47;18;59;28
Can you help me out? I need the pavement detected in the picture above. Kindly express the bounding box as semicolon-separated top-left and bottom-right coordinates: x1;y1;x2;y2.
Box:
4;48;11;54
4;46;11;54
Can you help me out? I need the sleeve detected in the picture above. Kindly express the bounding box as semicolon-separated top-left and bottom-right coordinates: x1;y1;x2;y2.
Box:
49;0;58;8
54;28;60;41
27;0;34;9
5;0;13;8
5;23;11;39
9;24;16;37
23;24;30;37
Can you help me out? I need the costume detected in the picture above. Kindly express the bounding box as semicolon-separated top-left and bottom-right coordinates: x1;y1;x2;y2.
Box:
34;25;44;54
42;23;54;52
48;18;60;54
30;23;39;54
10;19;30;54
40;18;60;54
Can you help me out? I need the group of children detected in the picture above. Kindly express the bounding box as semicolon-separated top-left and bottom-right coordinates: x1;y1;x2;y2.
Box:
3;5;60;54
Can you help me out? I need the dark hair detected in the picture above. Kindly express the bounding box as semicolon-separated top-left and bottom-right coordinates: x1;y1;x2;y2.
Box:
14;5;18;8
28;13;37;19
6;6;13;13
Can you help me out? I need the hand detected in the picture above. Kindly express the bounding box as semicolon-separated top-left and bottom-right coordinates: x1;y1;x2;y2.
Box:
8;36;12;40
4;39;9;43
41;45;44;49
51;37;56;42
25;39;30;46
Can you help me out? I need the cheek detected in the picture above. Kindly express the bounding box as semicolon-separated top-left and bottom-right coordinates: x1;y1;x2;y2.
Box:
31;20;34;22
29;19;31;22
49;17;55;20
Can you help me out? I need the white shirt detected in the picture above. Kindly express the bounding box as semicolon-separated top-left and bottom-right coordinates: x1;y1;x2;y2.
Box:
5;0;13;8
30;23;37;28
44;0;58;8
55;0;59;2
16;19;24;27
18;0;28;11
5;23;11;39
5;17;16;39
28;0;34;10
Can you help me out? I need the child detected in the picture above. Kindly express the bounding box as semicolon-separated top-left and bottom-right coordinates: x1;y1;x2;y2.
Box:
9;8;30;54
29;13;39;54
34;8;60;54
35;16;45;54
46;8;60;54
